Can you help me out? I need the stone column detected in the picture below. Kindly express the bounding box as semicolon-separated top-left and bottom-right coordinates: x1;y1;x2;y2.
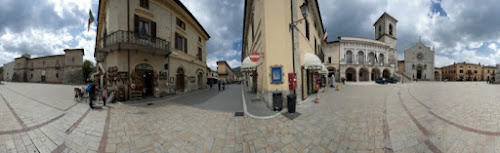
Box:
368;69;372;82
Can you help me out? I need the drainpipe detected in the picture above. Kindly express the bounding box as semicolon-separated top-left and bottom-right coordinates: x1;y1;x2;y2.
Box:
290;0;302;100
127;0;130;100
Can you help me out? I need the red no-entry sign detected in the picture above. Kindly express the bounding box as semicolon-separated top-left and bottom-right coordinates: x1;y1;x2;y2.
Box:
249;51;260;62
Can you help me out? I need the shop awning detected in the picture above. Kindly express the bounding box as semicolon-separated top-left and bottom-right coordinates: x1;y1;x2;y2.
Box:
303;53;323;70
241;56;258;72
319;65;328;74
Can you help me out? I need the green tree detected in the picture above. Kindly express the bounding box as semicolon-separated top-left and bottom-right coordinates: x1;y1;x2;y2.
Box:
83;60;94;83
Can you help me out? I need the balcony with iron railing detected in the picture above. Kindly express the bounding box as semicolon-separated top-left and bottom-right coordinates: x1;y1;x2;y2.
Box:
96;30;171;56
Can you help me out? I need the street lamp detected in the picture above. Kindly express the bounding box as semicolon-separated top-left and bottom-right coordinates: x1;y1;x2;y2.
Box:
289;1;309;103
300;3;309;19
291;3;309;25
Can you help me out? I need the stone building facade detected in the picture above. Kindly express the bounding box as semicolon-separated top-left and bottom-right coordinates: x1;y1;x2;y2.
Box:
482;65;496;81
2;61;15;82
4;49;84;84
216;61;236;83
94;0;210;100
241;0;326;105
323;13;398;82
434;67;442;81
0;67;3;81
403;41;435;81
441;62;484;81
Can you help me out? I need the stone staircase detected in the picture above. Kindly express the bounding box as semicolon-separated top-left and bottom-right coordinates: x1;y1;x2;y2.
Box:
396;71;413;83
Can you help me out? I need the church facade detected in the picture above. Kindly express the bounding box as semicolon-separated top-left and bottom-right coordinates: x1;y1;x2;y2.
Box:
403;41;435;80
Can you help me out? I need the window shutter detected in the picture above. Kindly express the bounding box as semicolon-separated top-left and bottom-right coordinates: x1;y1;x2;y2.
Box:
151;21;156;38
134;15;139;34
151;21;156;43
184;37;188;53
175;33;179;49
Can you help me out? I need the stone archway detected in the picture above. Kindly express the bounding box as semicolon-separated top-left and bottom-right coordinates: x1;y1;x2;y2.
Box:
327;67;336;77
416;64;423;79
383;69;391;78
372;68;381;80
359;68;369;81
434;71;441;81
345;67;356;81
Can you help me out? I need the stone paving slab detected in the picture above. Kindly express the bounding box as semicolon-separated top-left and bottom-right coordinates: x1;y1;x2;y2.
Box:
0;82;499;153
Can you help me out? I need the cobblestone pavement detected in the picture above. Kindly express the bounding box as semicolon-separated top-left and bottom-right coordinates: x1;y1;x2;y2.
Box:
0;82;500;153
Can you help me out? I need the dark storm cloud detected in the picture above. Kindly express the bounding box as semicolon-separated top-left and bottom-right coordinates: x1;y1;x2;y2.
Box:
0;0;82;34
180;0;244;68
318;0;388;41
430;0;500;52
0;0;89;65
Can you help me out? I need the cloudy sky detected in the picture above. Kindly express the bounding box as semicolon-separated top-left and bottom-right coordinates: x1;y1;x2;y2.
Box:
1;0;499;69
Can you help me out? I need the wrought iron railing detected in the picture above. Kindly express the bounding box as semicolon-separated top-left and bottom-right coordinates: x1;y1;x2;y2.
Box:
96;30;170;53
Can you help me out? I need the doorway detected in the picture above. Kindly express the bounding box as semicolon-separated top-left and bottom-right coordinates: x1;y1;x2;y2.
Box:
135;64;154;96
417;70;422;79
197;72;202;89
176;68;185;91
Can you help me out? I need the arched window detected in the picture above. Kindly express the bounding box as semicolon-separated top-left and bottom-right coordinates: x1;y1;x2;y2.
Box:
368;52;375;65
357;51;365;64
389;24;393;35
379;54;385;65
378;25;382;36
346;50;353;64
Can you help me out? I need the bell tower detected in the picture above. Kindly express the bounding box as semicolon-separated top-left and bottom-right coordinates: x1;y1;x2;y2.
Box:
374;12;398;49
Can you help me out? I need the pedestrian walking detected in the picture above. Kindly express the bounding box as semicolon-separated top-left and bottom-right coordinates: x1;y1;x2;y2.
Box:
89;82;96;109
331;75;336;88
218;79;222;91
222;81;226;90
102;87;108;106
342;77;345;85
209;81;213;89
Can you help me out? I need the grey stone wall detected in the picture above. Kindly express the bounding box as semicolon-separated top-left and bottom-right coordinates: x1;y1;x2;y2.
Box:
63;68;84;84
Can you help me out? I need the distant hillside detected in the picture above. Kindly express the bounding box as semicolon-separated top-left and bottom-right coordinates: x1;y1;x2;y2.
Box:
233;67;242;77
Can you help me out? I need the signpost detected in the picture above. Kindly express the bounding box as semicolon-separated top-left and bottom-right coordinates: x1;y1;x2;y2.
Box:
249;51;260;62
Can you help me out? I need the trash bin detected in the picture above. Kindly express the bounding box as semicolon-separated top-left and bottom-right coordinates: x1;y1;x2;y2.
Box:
272;91;283;111
287;94;296;113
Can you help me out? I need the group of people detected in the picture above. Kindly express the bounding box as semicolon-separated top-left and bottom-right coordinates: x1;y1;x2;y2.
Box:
208;79;226;91
87;82;108;109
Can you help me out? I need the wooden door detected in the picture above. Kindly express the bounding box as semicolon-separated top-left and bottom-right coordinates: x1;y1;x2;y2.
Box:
176;74;184;91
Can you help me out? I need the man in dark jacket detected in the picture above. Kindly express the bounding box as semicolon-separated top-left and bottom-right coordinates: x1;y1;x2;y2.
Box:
89;82;96;109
